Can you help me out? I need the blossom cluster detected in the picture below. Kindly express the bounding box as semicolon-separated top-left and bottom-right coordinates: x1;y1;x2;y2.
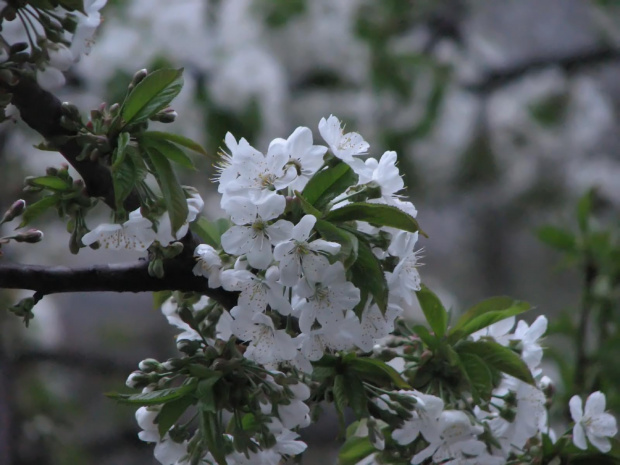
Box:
192;115;422;373
106;115;617;465
362;314;618;464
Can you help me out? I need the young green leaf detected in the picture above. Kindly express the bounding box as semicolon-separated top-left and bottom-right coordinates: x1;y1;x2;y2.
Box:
351;239;388;313
412;324;439;351
190;217;231;248
296;191;322;218
144;146;189;236
141;136;195;170
324;202;422;235
333;374;348;431
111;132;131;170
142;131;210;157
314;220;359;268
460;352;494;401
152;290;172;309
449;297;531;342
338;435;375;465
344;372;368;418
112;158;139;211
415;285;448;338
156;395;195;437
536;225;576;253
348;357;411;390
106;383;196;405
457;340;535;385
27;176;72;191
122;68;184;125
301;162;357;209
18;196;58;228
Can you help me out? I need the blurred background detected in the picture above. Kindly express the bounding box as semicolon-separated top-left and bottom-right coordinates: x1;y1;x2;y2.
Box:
1;0;620;463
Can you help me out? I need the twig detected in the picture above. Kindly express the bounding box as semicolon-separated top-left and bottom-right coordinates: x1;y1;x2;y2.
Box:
7;75;140;211
464;46;620;94
0;260;238;310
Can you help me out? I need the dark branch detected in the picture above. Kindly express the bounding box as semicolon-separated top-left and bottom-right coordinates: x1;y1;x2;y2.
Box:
464;46;620;94
0;260;238;310
8;75;140;210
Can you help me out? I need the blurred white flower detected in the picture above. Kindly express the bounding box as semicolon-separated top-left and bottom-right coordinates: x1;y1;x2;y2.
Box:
570;391;618;453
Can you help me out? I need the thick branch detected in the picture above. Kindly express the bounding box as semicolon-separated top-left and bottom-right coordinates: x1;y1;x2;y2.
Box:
8;75;140;210
465;46;620;94
0;260;238;310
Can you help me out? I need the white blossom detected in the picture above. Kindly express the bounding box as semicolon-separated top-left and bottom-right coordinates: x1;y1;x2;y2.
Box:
230;310;296;365
412;410;487;465
570;391;618;453
318;114;368;174
295;262;360;333
220;196;293;269
193;244;222;288
268;126;327;191
273;214;340;286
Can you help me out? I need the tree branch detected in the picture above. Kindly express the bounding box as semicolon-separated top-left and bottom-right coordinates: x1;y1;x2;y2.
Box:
464;46;620;94
8;75;140;211
0;260;238;310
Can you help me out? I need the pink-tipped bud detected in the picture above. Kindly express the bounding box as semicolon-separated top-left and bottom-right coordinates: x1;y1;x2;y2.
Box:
1;199;26;224
14;229;44;243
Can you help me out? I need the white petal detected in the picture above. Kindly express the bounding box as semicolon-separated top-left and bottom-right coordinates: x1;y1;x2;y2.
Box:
572;423;588;450
584;391;606;416
569;395;584;422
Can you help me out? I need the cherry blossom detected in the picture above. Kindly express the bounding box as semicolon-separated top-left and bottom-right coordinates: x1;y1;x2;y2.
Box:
570;391;618;452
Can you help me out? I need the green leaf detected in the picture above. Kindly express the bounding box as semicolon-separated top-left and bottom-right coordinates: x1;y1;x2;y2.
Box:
28;176;71;191
348;357;410;390
301;162;357;210
142;131;209;157
144;146;189;237
338;435;375;465
296;191;323;218
122;68;184;125
412;324;439;350
18;196;58;228
112;132;131;170
152;290;172;309
190;217;230;248
351;240;388;313
324;202;422;235
536;226;576;253
141;135;195;170
457;340;534;385
460;352;493;401
449;297;531;342
106;383;196;405
156;395;195;437
201;411;227;465
333;374;348;430
415;285;448;338
112;158;139;211
344;372;368;418
315;220;359;268
196;375;222;413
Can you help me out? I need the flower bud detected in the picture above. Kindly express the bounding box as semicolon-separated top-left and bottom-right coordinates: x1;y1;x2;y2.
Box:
126;371;150;389
138;358;162;373
1;199;26;224
61;102;81;121
14;229;44;243
129;69;148;90
108;103;120;116
150;108;177;123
